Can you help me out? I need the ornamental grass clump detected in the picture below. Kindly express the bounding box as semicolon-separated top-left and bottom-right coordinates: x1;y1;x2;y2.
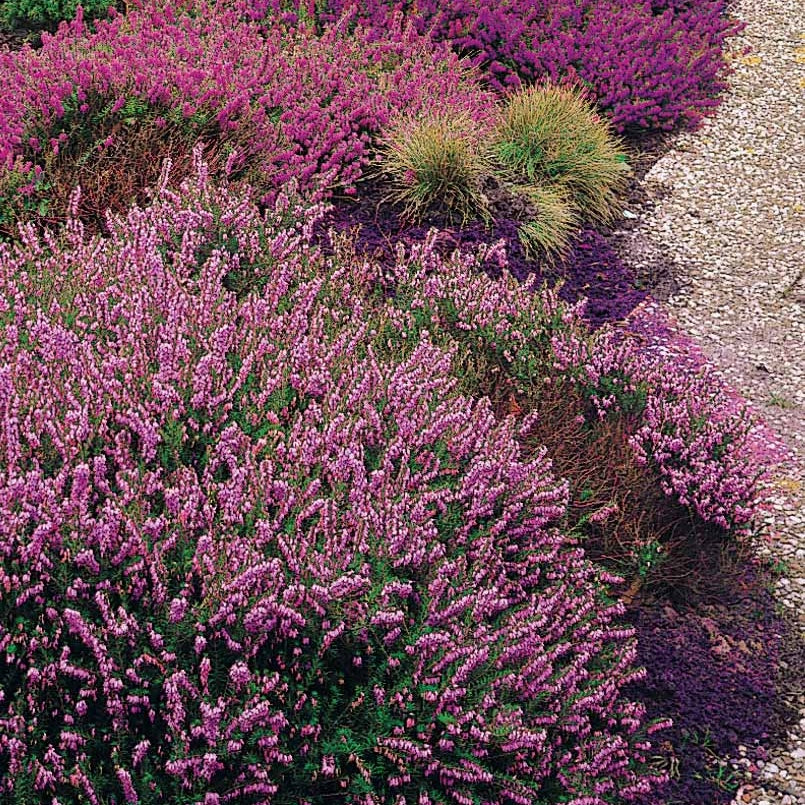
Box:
376;111;493;224
0;155;669;803
492;85;630;225
514;183;578;261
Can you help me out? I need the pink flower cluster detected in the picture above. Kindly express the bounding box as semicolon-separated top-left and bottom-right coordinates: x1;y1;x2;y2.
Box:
550;326;766;530
369;230;766;531
0;158;667;802
0;1;495;198
277;0;741;130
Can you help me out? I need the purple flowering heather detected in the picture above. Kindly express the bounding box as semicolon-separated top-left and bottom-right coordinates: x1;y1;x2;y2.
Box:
329;207;766;532
273;0;741;131
0;156;668;803
549;324;766;531
320;193;647;329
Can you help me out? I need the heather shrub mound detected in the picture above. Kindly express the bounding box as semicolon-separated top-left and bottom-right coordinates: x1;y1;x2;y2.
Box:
492;85;630;225
0;159;671;803
258;0;742;131
0;94;238;235
0;2;495;235
317;205;764;598
547;325;765;534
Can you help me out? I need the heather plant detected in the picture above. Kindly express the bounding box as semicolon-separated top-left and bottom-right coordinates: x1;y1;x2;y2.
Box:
549;326;766;532
379;254;764;587
492;84;630;225
0;87;236;235
0;2;495;234
514;379;744;598
324;220;766;544
265;0;742;131
375;111;493;225
0;157;670;803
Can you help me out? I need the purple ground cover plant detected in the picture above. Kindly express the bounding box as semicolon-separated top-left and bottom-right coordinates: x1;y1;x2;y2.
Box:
626;579;785;805
320;193;647;329
0;156;670;803
261;0;742;131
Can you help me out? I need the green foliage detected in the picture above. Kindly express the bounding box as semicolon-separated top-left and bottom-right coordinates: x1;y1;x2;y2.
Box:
492;83;630;224
376;111;493;224
0;158;52;230
0;0;114;30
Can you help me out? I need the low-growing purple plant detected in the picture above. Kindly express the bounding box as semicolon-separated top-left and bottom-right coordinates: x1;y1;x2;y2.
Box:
627;581;785;804
0;156;669;803
319;193;648;329
262;0;742;131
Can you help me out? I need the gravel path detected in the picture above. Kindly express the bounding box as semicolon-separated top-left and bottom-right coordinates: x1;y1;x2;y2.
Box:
620;1;805;802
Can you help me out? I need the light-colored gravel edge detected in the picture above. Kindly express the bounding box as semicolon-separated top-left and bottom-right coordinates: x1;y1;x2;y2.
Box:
617;0;805;801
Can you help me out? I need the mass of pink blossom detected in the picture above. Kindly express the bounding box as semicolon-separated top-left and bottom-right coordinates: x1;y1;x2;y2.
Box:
0;159;675;802
257;0;742;130
0;1;775;802
0;2;495;199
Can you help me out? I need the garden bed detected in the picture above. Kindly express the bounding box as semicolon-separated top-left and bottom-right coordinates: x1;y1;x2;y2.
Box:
0;1;797;803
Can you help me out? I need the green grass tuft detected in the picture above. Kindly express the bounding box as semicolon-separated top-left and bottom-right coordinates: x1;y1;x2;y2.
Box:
492;83;631;224
375;111;493;225
514;183;578;261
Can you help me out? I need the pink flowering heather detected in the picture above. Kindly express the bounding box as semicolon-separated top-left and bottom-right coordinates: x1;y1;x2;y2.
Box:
0;156;668;803
0;1;495;229
549;326;766;530
341;221;766;534
272;0;742;131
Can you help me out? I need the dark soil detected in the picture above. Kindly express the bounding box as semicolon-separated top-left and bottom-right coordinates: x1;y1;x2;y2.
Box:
0;25;41;50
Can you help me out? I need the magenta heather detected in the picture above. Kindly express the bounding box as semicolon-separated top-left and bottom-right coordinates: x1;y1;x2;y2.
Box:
0;158;669;802
267;0;742;131
0;2;495;206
